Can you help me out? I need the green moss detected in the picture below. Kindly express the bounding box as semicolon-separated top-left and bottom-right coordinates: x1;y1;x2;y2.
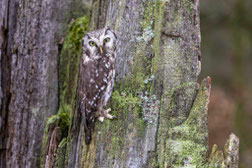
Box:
207;145;225;168
57;15;89;129
164;122;208;167
40;114;61;167
184;0;192;13
40;112;68;167
59;16;89;107
109;82;145;132
186;82;209;126
157;79;210;167
141;0;154;29
41;16;89;167
152;0;164;74
110;89;140;112
58;104;71;131
166;139;206;167
151;157;159;168
40;124;51;167
162;123;207;167
164;97;208;167
55;138;68;168
46;115;60;130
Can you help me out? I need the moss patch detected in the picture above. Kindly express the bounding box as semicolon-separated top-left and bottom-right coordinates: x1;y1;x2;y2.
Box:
152;0;164;74
55;138;68;168
160;79;210;167
59;16;89;107
93;78;147;161
40;16;89;167
207;145;225;168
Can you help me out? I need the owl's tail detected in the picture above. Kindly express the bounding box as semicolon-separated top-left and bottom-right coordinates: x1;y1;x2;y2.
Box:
84;126;92;144
84;118;95;144
79;105;92;145
82;113;93;145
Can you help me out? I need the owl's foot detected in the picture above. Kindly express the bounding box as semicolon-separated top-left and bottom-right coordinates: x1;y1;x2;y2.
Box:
98;116;105;122
98;108;114;122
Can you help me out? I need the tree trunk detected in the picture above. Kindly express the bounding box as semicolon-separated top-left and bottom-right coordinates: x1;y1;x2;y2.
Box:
0;0;90;167
0;0;239;168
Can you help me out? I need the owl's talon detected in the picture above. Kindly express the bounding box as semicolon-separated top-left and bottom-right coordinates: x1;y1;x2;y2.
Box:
105;113;114;119
98;116;104;122
97;108;114;122
104;108;114;119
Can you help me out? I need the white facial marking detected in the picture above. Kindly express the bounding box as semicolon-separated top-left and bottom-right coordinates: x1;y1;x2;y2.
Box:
83;56;91;64
103;30;116;49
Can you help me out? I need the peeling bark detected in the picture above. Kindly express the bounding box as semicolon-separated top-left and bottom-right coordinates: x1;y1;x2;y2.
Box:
45;127;61;168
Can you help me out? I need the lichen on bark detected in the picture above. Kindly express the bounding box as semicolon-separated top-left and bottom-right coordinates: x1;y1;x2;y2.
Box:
208;133;239;168
163;78;210;167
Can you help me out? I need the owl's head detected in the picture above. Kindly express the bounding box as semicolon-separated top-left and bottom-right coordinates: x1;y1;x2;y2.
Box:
82;27;117;58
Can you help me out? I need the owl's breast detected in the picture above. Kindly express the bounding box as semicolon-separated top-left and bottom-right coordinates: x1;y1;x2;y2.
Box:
83;57;114;109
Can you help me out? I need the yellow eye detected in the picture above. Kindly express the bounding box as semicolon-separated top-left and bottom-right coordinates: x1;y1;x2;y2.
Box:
89;41;96;46
104;37;110;43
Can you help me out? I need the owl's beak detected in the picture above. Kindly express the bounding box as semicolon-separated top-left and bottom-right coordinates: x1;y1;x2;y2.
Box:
99;47;103;54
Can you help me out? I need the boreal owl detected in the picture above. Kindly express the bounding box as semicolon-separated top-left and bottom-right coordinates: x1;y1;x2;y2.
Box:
78;27;117;144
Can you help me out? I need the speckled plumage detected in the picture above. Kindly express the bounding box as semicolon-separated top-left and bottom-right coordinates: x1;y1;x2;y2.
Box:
78;27;117;144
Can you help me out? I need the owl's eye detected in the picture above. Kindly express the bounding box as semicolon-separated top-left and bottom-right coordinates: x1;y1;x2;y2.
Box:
104;37;110;43
89;41;96;47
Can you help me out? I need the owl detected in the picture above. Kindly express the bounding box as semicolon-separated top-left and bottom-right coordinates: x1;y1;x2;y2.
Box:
78;27;117;144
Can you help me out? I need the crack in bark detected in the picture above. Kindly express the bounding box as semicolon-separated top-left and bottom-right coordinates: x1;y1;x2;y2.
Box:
161;30;185;41
0;3;12;165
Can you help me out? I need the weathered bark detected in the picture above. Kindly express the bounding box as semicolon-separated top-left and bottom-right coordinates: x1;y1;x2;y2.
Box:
0;0;90;167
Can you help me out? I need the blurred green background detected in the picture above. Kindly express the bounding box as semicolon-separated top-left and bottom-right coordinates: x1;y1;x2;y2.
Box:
200;0;252;167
